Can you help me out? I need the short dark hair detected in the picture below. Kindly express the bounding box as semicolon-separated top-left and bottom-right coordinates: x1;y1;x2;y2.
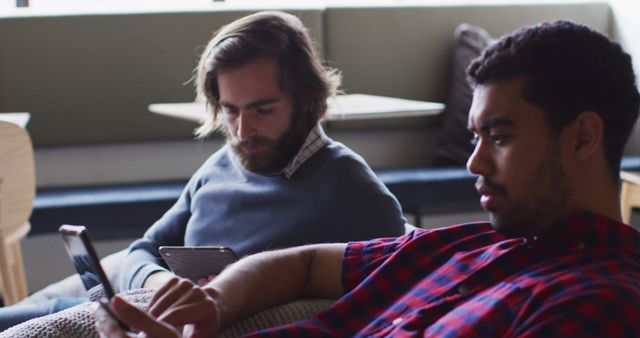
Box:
195;11;341;137
467;20;640;177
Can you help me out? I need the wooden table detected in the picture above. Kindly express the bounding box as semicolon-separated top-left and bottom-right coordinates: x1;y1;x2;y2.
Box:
148;94;444;123
0;112;30;128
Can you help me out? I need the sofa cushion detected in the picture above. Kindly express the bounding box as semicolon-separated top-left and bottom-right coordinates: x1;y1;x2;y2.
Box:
1;288;333;338
432;23;492;166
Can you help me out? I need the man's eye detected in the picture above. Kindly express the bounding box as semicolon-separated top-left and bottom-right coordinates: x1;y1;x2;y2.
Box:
256;108;274;115
490;134;508;145
221;107;238;115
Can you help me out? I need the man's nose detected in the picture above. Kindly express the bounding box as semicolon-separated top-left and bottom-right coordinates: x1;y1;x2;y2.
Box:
237;111;255;141
466;141;491;176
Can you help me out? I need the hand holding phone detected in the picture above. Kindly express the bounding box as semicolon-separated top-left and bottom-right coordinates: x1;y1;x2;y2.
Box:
58;224;130;332
95;295;182;338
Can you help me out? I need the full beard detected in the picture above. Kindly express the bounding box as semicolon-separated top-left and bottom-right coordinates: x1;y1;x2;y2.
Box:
226;113;310;174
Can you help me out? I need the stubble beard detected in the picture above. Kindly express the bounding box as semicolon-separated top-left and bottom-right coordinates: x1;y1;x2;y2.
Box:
491;146;571;238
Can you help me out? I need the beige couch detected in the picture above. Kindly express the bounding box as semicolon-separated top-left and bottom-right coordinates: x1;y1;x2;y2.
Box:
0;1;619;189
3;287;334;337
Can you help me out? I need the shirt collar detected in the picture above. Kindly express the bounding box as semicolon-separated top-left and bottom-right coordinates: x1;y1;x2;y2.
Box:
524;211;640;255
279;124;328;179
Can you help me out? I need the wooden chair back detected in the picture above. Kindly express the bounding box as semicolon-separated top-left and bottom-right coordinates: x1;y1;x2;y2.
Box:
0;120;35;304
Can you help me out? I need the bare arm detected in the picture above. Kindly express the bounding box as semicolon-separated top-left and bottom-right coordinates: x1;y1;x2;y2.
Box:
146;243;346;334
208;243;346;330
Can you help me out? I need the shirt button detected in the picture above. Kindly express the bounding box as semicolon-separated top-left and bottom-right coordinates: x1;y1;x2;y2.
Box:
392;317;403;326
458;285;470;296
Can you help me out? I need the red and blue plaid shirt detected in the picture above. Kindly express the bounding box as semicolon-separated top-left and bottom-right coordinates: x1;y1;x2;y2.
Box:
248;212;640;337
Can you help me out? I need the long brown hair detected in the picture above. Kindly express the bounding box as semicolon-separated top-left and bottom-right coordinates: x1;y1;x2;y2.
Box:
194;11;341;138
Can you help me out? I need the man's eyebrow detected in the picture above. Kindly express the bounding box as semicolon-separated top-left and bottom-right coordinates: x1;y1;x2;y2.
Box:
246;98;279;109
468;116;516;132
218;98;280;110
218;97;280;109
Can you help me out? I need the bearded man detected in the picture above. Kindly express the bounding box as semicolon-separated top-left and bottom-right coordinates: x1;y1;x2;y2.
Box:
120;11;406;291
0;11;406;333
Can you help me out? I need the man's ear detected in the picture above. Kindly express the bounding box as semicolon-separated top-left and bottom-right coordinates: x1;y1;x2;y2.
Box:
570;111;603;159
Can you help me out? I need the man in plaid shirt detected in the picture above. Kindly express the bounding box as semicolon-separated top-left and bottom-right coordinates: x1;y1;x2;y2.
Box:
97;20;640;338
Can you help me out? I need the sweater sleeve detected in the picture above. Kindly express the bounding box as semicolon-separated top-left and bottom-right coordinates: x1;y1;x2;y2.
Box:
119;172;200;290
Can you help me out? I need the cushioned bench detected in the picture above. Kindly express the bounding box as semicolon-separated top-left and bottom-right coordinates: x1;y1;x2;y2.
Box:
29;156;640;237
31;181;184;239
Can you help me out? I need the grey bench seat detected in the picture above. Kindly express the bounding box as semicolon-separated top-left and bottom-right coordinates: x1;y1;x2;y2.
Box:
30;156;640;239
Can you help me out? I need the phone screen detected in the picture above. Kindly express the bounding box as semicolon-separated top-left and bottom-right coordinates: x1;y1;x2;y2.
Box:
59;225;115;299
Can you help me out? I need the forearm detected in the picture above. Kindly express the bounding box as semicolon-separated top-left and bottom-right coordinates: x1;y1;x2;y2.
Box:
120;242;169;290
205;243;346;330
123;183;193;290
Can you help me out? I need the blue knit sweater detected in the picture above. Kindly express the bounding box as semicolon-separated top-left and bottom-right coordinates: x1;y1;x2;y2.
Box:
120;140;405;290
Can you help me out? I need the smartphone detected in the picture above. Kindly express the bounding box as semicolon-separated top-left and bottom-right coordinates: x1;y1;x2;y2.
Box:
58;224;130;331
159;246;238;283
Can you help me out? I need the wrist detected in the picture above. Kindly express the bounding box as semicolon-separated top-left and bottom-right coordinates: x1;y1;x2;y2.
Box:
142;270;173;289
202;285;234;330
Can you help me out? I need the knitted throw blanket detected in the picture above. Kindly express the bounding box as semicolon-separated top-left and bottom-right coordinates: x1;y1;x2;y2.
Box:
0;288;333;338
